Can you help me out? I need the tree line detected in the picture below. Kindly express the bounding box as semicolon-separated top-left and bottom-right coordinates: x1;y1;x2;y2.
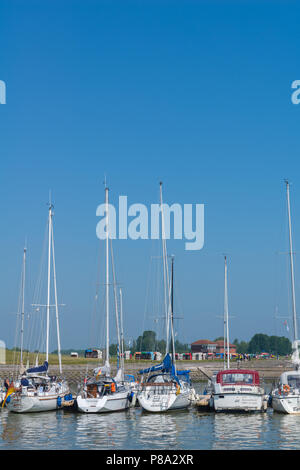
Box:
233;334;292;356
51;332;292;357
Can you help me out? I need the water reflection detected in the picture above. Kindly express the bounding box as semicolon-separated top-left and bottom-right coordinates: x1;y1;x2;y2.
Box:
0;409;72;449
134;409;184;449
270;412;300;449
212;411;269;450
75;410;130;449
3;394;300;449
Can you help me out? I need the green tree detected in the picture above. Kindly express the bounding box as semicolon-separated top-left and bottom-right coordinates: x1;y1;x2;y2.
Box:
248;334;270;354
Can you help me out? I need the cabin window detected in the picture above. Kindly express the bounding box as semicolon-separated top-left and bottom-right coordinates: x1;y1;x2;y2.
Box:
287;376;300;388
222;373;253;384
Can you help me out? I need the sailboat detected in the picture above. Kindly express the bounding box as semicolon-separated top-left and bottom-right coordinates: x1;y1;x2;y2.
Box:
137;183;192;412
7;201;69;413
271;181;300;414
210;256;267;412
76;186;131;413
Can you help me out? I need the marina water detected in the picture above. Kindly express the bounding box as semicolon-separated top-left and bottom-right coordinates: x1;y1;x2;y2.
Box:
1;382;300;450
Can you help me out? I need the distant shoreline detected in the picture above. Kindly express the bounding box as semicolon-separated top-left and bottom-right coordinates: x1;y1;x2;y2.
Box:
0;358;295;384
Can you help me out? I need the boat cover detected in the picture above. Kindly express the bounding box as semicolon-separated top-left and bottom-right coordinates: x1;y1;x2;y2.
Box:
138;353;172;375
26;361;48;374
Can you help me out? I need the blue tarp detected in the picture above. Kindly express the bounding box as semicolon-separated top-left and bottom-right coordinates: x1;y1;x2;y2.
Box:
138;353;191;386
27;361;48;374
138;353;172;375
177;369;191;384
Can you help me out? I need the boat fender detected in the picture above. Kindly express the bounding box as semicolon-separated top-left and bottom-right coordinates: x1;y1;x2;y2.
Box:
57;396;62;407
176;384;180;396
267;394;272;407
64;394;72;401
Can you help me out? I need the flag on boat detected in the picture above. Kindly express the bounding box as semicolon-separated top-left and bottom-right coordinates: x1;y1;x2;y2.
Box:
94;364;110;378
2;386;15;408
284;320;289;332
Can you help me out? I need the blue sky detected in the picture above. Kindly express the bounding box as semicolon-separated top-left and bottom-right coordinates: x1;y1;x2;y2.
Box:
1;0;300;352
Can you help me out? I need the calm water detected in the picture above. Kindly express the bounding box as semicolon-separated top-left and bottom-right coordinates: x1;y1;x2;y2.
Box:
1;383;300;450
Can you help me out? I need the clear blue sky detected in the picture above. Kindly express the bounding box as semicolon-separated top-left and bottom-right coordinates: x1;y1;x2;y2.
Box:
1;0;300;352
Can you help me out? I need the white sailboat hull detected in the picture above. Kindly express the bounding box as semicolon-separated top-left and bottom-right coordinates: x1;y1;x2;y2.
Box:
137;389;190;413
212;392;266;412
77;390;130;413
7;393;63;413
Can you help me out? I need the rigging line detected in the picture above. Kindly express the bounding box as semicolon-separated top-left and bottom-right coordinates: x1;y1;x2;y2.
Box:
26;219;48;357
160;182;172;354
12;258;23;376
88;227;103;352
110;238;121;365
51;217;62;373
141;254;155;352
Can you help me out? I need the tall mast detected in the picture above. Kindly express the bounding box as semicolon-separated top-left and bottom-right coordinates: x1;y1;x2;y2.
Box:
160;182;170;354
46;202;53;364
20;246;27;365
224;255;230;369
170;255;176;371
105;186;110;369
285;180;299;365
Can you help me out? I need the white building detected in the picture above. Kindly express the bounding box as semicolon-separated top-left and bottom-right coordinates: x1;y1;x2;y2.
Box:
0;340;6;364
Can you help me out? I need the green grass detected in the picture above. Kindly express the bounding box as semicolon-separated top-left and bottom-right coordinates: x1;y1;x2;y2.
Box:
3;349;285;367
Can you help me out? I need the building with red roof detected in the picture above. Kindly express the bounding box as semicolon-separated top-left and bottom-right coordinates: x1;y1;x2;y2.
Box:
191;339;237;356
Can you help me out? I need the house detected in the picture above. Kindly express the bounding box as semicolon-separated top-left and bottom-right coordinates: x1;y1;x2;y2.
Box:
191;339;236;357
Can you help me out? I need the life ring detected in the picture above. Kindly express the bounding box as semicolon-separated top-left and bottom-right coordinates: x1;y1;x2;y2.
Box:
283;384;290;394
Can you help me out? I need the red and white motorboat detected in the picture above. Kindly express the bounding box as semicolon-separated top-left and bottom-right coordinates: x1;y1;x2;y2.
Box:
210;369;267;412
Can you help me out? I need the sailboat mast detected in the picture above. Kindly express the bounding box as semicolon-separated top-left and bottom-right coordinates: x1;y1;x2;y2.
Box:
224;255;230;369
20;246;27;365
285;181;299;360
160;182;170;355
46;203;53;364
105;186;110;367
170;255;176;371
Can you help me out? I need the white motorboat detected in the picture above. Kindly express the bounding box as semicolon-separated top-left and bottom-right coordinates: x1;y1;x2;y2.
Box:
211;369;267;412
271;181;300;414
210;256;266;412
271;371;300;414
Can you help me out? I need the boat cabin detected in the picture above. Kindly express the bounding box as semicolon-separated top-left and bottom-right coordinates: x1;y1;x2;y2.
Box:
85;377;117;397
279;371;300;388
216;369;260;386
